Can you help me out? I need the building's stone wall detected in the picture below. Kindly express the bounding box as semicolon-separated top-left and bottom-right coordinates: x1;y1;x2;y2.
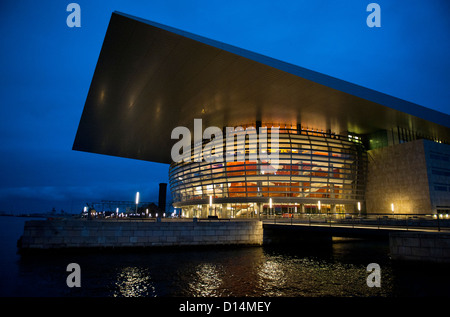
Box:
19;219;263;250
389;231;450;263
366;139;432;214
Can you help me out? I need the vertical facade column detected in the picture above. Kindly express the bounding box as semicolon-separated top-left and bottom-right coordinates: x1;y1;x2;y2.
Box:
201;205;208;218
222;204;228;218
257;202;263;220
185;206;190;218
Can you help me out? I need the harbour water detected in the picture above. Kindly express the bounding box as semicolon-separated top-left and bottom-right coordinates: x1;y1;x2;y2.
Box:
1;216;450;298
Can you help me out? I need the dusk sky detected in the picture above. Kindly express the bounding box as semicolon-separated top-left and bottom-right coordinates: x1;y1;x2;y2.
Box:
0;0;449;214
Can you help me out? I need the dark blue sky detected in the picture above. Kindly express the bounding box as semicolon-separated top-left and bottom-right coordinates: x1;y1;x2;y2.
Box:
0;0;449;214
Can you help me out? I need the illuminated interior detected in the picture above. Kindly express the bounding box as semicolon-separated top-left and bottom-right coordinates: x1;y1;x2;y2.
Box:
170;123;367;218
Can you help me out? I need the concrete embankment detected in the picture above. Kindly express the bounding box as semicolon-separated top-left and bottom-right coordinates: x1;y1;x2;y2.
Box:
18;218;263;252
18;218;450;264
389;231;450;263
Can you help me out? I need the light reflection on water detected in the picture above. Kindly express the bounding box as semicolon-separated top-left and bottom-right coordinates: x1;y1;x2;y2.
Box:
8;242;450;297
113;267;156;297
11;244;393;297
253;246;393;297
187;263;224;297
257;259;287;296
164;242;394;297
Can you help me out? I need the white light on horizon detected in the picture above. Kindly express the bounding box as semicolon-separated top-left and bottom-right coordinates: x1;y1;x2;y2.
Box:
136;192;140;205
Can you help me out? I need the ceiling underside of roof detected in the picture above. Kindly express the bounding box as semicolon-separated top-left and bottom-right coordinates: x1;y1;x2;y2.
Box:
73;12;450;164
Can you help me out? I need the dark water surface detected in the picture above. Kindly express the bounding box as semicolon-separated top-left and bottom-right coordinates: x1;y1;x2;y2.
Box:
1;216;449;298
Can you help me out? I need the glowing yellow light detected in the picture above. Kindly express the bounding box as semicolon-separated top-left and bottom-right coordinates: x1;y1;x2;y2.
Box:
269;198;273;209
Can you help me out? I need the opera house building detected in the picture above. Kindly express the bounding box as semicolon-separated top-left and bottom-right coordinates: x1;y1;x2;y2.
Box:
73;12;450;218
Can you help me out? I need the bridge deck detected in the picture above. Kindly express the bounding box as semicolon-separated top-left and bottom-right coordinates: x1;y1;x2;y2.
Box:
262;219;449;239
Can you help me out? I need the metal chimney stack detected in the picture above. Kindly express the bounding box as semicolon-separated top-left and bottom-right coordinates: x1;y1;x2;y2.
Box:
158;183;167;211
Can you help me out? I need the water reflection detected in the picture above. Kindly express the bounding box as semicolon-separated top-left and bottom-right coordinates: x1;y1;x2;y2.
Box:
257;245;393;297
187;263;223;296
257;259;287;296
113;267;156;297
110;244;394;297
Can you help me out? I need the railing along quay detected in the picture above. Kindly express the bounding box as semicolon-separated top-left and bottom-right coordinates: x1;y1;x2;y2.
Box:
261;213;450;232
77;212;450;232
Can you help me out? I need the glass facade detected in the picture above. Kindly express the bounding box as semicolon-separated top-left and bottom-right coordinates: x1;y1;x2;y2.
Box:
169;123;367;218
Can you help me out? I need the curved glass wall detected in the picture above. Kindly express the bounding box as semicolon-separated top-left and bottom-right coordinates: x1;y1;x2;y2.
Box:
169;124;367;218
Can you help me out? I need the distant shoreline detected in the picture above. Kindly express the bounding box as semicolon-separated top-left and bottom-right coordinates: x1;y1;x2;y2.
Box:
0;213;77;218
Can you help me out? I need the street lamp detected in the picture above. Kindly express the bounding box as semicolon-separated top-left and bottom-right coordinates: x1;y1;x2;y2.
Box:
357;202;361;217
269;198;273;217
135;192;140;213
209;195;213;216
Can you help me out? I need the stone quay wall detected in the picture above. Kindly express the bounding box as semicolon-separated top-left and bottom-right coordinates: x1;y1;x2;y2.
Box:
19;219;263;251
389;231;450;263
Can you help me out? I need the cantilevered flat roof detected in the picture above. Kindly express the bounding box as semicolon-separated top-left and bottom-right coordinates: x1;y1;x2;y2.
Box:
73;11;450;164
